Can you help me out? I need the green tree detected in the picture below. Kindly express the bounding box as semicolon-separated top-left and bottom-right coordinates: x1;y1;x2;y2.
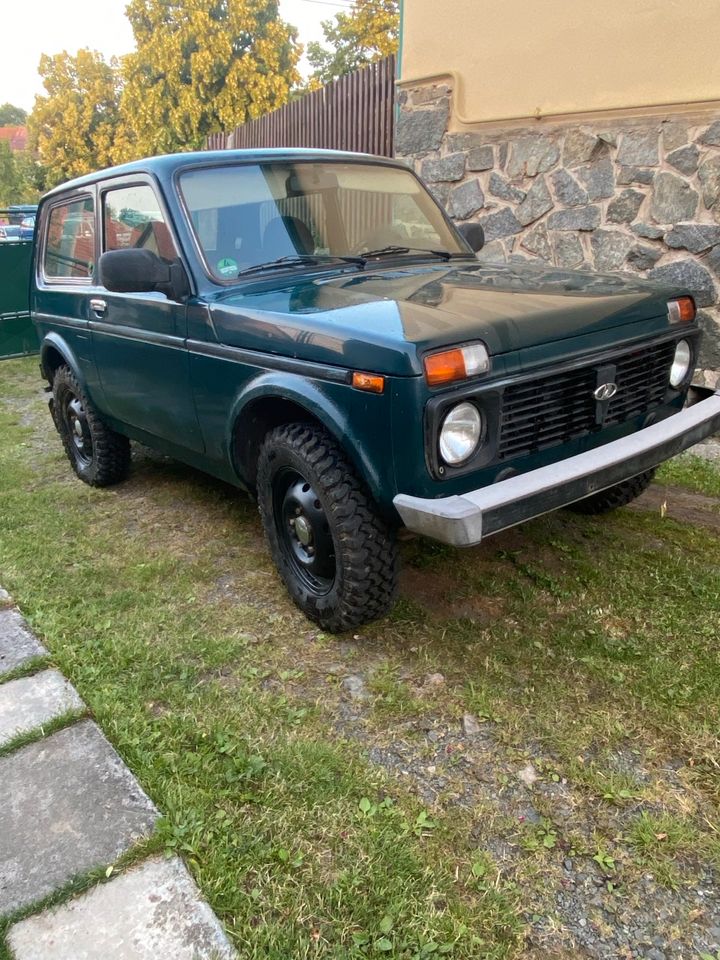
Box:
307;0;399;85
0;143;21;206
0;143;42;206
28;49;125;187
0;103;28;125
120;0;301;158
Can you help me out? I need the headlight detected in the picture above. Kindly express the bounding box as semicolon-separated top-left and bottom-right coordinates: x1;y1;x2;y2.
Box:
439;402;482;465
670;339;692;387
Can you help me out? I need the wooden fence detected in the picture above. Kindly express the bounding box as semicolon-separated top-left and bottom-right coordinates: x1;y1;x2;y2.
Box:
206;55;395;157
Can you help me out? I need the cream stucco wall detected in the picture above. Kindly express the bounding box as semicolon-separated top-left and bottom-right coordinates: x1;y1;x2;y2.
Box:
400;0;720;124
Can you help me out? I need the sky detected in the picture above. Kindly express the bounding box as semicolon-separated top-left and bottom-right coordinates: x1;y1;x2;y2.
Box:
0;0;352;114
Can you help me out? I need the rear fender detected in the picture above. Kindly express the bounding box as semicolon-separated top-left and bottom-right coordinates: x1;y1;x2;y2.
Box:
39;332;85;386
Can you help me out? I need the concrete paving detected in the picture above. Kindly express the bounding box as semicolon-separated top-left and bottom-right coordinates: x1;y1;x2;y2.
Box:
0;607;46;676
0;669;84;746
0;720;158;918
0;588;236;956
8;856;237;959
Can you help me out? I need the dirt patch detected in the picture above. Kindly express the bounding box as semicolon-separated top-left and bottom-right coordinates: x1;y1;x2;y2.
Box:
399;565;506;623
631;483;720;532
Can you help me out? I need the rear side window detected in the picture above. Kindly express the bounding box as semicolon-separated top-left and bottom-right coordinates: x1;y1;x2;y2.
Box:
44;196;95;280
103;184;178;261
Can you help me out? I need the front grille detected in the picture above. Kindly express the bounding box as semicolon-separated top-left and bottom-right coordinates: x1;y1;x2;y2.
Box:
497;339;677;461
604;340;676;425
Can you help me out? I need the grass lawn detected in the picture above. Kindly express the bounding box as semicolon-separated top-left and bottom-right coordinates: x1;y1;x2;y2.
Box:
1;356;719;959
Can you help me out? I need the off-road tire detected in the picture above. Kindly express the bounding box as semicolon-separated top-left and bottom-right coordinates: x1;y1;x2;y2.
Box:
52;365;131;487
257;422;398;632
567;468;656;515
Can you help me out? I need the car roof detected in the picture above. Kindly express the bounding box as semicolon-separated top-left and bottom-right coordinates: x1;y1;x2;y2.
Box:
42;148;406;199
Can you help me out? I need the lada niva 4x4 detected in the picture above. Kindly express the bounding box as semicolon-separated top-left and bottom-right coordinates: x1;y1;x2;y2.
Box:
31;150;720;630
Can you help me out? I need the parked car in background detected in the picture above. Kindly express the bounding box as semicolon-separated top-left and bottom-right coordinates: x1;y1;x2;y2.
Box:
30;150;720;631
19;216;35;240
0;205;37;241
7;204;38;224
0;224;22;241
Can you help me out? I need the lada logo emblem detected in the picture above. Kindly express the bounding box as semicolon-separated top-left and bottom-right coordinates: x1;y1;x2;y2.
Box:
594;382;618;401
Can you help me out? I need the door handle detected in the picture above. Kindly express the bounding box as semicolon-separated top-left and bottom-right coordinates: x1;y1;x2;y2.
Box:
90;298;107;317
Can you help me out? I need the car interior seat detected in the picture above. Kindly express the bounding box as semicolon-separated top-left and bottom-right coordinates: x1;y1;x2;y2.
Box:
262;215;315;257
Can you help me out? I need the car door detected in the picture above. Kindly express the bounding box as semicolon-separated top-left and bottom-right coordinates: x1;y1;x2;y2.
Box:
33;191;99;388
91;177;203;452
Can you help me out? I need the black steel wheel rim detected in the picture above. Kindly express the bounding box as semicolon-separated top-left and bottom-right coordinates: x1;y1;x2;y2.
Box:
273;467;336;596
63;393;93;468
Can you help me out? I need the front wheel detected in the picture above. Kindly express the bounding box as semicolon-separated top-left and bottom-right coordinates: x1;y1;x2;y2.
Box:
566;468;656;515
52;365;131;487
257;423;398;632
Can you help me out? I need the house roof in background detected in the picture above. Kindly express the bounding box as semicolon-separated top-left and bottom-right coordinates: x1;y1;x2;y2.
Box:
0;126;28;151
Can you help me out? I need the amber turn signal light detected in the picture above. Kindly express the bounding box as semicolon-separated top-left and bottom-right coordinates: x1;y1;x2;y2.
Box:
352;371;385;394
667;297;696;324
424;342;490;386
425;349;466;386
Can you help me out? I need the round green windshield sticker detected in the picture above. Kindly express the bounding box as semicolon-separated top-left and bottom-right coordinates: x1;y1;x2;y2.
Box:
217;257;238;277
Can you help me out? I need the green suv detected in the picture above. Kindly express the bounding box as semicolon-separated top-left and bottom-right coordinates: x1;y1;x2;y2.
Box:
31;150;720;630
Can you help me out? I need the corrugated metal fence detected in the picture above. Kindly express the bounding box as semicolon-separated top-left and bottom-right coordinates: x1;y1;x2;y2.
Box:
206;56;395;156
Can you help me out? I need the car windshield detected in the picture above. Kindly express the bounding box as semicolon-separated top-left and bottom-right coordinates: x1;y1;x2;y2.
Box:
178;160;468;280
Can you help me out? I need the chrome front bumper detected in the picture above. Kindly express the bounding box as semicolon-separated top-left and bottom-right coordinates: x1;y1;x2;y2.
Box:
394;390;720;547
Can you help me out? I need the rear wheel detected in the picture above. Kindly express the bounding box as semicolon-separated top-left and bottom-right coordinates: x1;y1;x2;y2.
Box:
567;468;656;515
52;365;131;487
257;423;398;632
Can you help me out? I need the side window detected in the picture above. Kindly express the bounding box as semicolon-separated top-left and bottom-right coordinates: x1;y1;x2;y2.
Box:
44;197;95;280
103;184;178;261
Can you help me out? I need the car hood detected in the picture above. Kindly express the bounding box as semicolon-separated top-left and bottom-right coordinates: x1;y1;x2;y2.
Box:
208;260;680;377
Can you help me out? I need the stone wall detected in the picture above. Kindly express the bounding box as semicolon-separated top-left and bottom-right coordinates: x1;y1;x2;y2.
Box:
395;83;720;387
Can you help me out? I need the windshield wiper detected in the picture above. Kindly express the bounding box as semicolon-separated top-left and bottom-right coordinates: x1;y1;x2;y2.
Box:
236;254;365;277
234;247;461;278
357;245;458;261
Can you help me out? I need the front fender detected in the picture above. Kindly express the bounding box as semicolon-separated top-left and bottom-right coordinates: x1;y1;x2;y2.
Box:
229;371;393;508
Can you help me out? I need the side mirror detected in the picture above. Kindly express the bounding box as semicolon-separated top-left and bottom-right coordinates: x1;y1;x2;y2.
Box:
98;248;189;300
458;222;485;253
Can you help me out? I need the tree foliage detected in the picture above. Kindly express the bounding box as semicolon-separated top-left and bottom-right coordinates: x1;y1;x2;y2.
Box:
0;143;42;206
0;103;28;125
28;49;125;187
307;0;399;85
120;0;301;158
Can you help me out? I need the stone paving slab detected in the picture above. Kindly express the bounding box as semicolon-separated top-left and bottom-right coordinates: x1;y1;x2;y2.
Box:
8;855;237;959
0;720;158;918
0;607;47;676
0;669;84;747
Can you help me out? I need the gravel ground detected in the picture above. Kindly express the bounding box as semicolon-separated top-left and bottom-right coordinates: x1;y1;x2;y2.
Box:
692;438;720;464
327;669;720;959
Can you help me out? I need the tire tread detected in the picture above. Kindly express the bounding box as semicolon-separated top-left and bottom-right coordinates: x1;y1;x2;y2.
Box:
53;365;131;487
257;422;398;632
